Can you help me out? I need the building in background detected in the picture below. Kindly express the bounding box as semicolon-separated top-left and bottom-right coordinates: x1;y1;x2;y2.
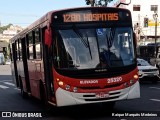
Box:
0;25;23;59
0;25;23;43
110;0;160;45
0;40;8;52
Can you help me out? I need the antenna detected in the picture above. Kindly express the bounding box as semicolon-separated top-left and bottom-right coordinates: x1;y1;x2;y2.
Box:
116;0;131;8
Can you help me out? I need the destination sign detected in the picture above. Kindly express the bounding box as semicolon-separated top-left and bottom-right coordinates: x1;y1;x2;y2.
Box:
63;13;119;22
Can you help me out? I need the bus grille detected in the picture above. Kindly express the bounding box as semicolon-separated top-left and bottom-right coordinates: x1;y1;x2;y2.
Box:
79;83;122;90
83;92;121;102
84;96;119;101
142;69;157;72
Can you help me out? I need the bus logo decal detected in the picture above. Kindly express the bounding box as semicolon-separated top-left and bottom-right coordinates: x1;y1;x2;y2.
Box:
80;80;98;84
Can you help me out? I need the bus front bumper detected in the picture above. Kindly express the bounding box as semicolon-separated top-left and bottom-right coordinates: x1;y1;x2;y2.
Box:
55;81;140;107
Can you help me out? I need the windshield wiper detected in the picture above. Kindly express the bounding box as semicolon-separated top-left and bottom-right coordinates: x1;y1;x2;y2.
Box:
106;28;116;48
72;25;88;47
72;25;92;59
85;33;92;59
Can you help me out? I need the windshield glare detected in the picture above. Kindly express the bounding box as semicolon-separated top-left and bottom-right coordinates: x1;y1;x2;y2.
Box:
53;27;135;70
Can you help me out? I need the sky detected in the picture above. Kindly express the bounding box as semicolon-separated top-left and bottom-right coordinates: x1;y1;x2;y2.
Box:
0;0;88;28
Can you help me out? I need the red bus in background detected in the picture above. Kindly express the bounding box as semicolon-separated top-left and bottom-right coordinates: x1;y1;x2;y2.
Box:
9;7;140;108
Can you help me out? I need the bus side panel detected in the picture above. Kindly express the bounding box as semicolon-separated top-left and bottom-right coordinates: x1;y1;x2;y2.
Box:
28;59;43;99
26;29;43;99
27;59;41;98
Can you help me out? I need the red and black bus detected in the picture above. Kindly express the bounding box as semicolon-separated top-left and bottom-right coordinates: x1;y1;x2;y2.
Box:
10;7;140;108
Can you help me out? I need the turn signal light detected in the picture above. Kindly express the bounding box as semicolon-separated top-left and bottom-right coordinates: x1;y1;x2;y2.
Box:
56;78;60;81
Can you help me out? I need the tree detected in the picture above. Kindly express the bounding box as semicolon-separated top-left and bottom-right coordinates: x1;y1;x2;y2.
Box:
85;0;114;7
85;0;95;7
0;24;13;34
97;0;114;6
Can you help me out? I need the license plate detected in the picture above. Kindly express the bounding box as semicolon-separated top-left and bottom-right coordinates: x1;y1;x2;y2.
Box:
96;92;109;98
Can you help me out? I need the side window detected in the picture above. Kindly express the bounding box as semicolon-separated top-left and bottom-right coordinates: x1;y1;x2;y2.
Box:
26;29;42;60
27;32;34;59
35;28;42;59
19;39;22;60
16;41;20;60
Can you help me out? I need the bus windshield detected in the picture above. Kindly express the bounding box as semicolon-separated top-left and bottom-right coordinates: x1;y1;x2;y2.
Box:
53;27;135;70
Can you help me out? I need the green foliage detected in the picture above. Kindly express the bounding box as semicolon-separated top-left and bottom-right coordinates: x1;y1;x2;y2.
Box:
85;0;91;5
85;0;95;6
0;24;13;34
85;0;114;6
98;0;114;6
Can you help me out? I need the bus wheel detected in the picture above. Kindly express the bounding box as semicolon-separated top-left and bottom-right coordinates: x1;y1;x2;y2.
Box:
102;101;115;111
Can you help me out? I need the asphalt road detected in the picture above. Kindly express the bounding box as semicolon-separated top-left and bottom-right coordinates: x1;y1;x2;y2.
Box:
0;65;160;120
